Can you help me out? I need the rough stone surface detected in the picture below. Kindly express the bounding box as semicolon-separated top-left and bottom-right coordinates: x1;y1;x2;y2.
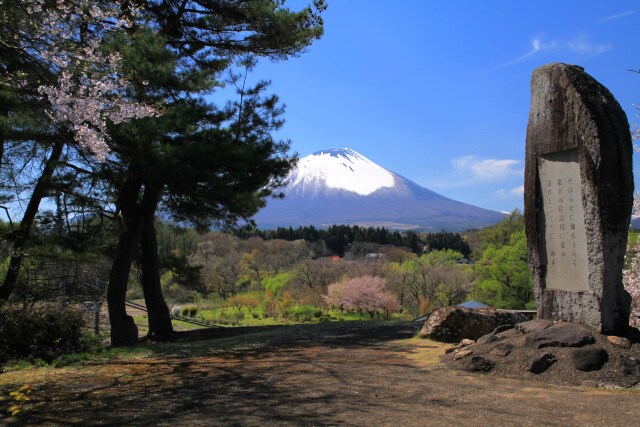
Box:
455;356;495;373
607;335;631;349
420;306;527;343
524;63;633;334
459;338;475;347
525;352;557;374
617;355;640;376
490;343;513;357
516;319;554;334
525;322;595;349
453;349;472;360
492;325;515;334
442;320;640;388
476;334;500;345
571;347;609;372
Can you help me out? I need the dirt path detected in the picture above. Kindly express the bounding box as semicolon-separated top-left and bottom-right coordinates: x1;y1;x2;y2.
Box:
2;322;639;426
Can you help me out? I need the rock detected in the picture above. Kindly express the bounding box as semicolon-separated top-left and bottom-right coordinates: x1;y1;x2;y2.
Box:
459;338;475;347
607;335;631;349
420;306;527;343
444;346;457;354
525;322;595;349
525;353;557;374
571;347;609;372
495;328;521;339
617;355;640;376
492;325;515;334
525;63;633;334
516;319;554;334
453;349;473;360
490;343;513;357
456;356;495;373
476;333;500;345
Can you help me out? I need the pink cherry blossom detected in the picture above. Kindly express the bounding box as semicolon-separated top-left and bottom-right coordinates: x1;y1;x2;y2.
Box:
5;0;158;160
325;276;398;317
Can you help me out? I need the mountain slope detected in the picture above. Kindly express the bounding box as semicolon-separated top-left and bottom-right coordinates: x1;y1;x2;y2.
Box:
253;148;505;230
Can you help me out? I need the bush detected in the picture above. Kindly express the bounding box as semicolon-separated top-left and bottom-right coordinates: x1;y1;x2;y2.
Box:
0;305;89;364
181;307;198;317
286;305;322;322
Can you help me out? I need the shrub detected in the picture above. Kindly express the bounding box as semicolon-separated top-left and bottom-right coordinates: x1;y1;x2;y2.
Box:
286;305;321;322
0;305;89;364
181;307;198;317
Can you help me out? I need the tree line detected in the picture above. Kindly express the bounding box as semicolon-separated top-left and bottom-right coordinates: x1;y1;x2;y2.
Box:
234;224;422;255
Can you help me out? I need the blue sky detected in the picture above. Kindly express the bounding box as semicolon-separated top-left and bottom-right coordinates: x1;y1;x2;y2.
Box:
246;1;638;212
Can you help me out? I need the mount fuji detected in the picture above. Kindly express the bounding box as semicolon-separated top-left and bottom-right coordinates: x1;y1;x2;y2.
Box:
252;148;505;230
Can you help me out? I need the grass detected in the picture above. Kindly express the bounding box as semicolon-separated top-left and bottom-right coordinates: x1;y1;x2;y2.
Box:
389;336;452;368
161;305;410;328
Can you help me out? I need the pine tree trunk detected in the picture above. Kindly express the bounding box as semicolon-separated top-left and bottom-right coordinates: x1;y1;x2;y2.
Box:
0;139;64;303
140;186;173;337
107;178;143;346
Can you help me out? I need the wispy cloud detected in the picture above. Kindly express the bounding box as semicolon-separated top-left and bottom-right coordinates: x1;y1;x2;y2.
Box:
567;33;613;59
602;10;636;23
452;156;522;181
492;33;612;70
427;156;523;189
496;185;524;199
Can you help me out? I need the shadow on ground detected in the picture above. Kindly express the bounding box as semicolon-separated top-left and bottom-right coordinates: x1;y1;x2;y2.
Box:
5;321;640;426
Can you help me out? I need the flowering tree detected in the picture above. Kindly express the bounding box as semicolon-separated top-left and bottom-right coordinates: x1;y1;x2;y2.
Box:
623;108;640;327
3;0;157;158
324;280;346;312
0;0;159;303
325;276;398;319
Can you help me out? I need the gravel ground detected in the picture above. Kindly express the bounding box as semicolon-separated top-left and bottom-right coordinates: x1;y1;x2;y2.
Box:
2;321;640;426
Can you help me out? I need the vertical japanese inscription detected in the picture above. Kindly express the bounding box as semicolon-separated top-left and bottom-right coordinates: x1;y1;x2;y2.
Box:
538;149;589;291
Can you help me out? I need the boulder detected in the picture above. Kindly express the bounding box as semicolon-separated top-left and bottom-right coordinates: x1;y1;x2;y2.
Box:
453;349;473;360
455;356;495;373
524;322;595;349
571;347;609;372
516;319;554;334
617;355;640;376
525;353;557;374
476;334;500;345
420;306;527;343
490;343;513;357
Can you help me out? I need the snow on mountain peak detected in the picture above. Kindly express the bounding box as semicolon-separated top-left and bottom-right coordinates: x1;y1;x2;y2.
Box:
287;148;396;196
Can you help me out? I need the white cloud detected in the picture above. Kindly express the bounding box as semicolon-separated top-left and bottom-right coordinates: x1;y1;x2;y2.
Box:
492;33;612;70
426;156;523;190
602;10;636;23
496;185;525;199
451;156;522;182
567;33;612;58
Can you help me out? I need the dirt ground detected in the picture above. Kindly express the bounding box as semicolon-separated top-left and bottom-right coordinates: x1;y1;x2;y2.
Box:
2;321;640;426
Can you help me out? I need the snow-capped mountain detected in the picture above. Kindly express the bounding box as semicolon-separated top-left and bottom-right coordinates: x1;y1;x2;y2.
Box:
252;148;505;230
287;148;396;196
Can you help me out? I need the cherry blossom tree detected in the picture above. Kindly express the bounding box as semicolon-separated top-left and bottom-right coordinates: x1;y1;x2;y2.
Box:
0;0;159;303
325;276;398;319
622;100;640;328
3;0;158;159
623;117;640;327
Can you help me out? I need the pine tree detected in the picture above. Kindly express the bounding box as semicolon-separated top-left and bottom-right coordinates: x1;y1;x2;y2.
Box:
104;1;325;345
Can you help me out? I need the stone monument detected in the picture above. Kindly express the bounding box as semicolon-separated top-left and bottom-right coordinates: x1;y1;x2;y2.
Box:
524;63;633;334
